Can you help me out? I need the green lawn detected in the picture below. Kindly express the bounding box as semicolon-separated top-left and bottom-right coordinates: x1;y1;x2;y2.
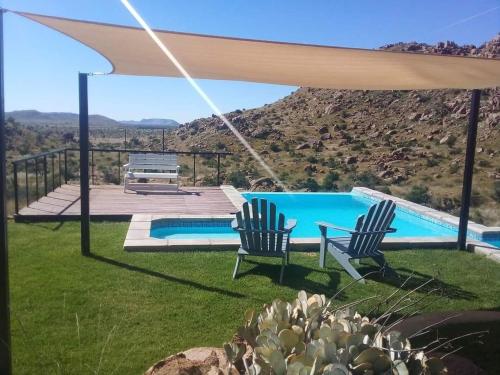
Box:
8;221;500;374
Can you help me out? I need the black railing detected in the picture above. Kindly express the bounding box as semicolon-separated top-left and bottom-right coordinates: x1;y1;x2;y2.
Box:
11;147;232;215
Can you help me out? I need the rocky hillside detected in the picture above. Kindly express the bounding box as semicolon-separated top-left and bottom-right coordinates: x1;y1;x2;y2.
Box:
168;35;500;225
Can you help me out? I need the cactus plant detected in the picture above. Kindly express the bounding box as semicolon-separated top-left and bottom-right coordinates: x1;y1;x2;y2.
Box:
224;290;447;375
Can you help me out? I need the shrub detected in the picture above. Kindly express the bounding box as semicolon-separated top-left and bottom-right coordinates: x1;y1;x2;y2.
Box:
269;143;281;152
322;171;339;191
493;181;500;202
405;185;430;204
426;158;439;167
306;155;318;164
227;171;249;189
296;178;319;192
353;171;381;189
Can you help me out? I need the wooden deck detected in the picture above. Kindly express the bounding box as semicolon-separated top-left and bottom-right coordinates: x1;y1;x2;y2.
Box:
15;184;238;221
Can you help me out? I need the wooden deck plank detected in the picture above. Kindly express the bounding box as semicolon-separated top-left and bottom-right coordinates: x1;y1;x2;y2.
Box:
16;184;238;220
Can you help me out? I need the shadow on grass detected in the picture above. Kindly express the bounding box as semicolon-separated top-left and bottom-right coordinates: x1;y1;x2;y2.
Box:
88;253;245;298
237;259;345;299
356;263;478;301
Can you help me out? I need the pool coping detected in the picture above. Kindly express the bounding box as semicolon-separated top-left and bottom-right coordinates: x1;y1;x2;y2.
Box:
123;186;500;262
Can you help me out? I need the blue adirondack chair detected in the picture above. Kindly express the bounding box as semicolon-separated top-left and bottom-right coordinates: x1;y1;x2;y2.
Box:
231;198;297;284
316;199;397;284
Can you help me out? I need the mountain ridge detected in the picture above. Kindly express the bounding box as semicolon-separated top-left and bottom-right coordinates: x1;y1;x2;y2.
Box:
6;109;178;129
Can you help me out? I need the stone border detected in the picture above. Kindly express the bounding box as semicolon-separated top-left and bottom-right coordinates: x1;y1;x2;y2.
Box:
220;185;246;209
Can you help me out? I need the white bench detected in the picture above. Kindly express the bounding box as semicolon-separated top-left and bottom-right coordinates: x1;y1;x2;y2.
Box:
123;153;180;192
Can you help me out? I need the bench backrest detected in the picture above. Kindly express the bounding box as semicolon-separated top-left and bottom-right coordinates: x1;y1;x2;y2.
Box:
128;153;177;171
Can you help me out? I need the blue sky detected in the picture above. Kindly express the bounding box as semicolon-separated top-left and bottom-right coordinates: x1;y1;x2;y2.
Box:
2;0;499;123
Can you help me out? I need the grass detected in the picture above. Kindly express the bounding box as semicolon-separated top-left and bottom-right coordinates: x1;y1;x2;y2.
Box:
8;221;500;374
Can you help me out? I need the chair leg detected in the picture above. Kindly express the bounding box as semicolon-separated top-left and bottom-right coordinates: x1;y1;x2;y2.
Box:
319;241;327;268
330;250;365;284
279;256;286;284
232;255;242;280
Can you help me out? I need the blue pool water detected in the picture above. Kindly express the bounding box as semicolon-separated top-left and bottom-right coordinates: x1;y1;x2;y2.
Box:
242;193;458;239
149;192;478;241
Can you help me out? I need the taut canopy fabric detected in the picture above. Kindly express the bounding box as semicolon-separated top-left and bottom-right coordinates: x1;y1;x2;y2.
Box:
16;11;500;90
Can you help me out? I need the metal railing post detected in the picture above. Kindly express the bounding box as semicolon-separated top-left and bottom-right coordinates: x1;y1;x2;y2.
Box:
24;160;29;206
58;151;62;187
64;148;68;184
193;154;196;186
12;163;18;215
51;153;55;191
117;151;121;184
162;129;165;152
43;156;48;196
91;149;95;185
34;159;39;200
217;154;221;185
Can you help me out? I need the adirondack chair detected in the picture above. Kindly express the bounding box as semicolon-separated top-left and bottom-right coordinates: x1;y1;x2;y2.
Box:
316;199;397;284
231;198;296;284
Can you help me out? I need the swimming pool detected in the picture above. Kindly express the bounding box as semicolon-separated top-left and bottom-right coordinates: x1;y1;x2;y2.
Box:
150;192;459;240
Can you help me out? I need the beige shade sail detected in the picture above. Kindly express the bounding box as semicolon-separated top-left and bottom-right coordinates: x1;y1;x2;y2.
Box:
15;10;500;90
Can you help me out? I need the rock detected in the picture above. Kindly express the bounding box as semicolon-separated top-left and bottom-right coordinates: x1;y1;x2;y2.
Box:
407;112;421;121
320;133;332;140
318;126;329;134
476;147;484;153
295;142;310;150
250;127;270;139
378;170;393;178
250;177;281;192
439;135;450;144
385;129;397;136
345;156;357;164
144;347;236;375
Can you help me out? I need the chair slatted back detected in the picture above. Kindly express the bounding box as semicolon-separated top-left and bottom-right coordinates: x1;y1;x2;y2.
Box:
235;198;287;253
347;200;396;257
128;153;177;171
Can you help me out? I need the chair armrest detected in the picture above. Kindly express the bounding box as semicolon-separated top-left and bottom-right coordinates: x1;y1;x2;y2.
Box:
316;221;355;234
387;227;397;233
284;219;297;232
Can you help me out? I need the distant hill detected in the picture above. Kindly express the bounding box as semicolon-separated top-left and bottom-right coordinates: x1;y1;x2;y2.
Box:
6;110;178;129
6;110;120;128
120;118;179;128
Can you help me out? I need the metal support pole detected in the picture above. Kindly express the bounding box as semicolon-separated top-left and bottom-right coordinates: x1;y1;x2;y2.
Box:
124;128;127;150
79;73;90;256
162;129;165;152
458;89;481;250
0;9;12;375
13;163;18;215
217;154;221;186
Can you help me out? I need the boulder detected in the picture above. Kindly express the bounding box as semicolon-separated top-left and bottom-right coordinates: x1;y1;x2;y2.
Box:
250;177;281;192
144;347;236;375
295;142;310;150
345;156;357;164
320;133;332;141
318;126;329;134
